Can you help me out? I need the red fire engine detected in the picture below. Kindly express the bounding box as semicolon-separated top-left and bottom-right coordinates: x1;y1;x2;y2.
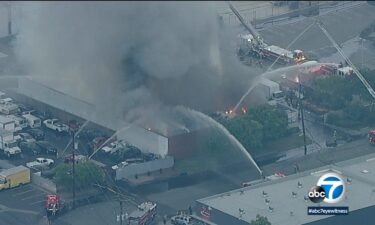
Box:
46;194;60;217
128;202;157;225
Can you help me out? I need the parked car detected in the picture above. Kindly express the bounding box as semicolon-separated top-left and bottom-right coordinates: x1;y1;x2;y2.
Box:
26;157;54;170
36;141;58;155
101;140;124;154
111;146;142;163
18;132;36;143
43;119;70;133
19;141;43;155
89;136;107;150
171;215;191;225
27;128;45;141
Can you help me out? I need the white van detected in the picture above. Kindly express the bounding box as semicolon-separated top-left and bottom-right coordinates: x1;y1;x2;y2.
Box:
22;114;42;128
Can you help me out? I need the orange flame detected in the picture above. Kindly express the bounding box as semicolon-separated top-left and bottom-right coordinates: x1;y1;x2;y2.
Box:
241;107;247;114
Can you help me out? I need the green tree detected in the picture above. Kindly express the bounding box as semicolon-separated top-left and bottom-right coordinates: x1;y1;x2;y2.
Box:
344;100;367;121
223;114;264;149
215;105;288;150
250;214;272;225
55;161;105;191
248;105;288;140
309;69;375;110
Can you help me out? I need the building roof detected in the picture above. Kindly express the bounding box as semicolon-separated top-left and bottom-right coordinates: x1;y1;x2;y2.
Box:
0;166;28;177
0;115;14;124
197;153;375;225
266;45;293;58
0;128;12;136
259;78;280;89
21;113;40;120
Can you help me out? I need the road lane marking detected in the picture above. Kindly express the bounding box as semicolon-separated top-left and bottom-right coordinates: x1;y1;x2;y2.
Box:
13;189;36;196
30;184;53;194
3;186;33;194
30;200;45;205
21;193;45;201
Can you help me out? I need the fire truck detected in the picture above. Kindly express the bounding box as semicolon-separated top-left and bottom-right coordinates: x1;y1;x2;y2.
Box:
46;194;60;217
303;63;354;76
231;3;306;65
369;129;375;145
128;202;157;225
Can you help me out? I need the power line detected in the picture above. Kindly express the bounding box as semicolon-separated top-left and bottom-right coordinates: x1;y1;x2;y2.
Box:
316;20;375;100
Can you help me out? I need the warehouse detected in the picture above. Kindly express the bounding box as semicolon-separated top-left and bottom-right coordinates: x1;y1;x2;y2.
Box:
195;153;375;225
6;77;209;158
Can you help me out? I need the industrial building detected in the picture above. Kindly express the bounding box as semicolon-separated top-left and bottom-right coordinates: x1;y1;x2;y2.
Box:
1;77;209;159
195;153;375;225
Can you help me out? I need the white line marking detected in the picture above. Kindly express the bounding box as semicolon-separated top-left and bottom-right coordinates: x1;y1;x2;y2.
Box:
21;193;45;201
30;200;45;205
13;189;35;196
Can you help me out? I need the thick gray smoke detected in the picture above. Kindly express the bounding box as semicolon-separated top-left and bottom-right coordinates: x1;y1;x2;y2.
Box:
14;1;260;135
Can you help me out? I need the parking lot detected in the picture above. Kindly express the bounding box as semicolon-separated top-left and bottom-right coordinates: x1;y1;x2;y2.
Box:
0;184;48;225
0;88;119;171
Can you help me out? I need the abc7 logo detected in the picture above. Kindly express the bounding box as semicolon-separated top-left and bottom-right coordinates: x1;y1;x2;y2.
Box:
308;172;346;204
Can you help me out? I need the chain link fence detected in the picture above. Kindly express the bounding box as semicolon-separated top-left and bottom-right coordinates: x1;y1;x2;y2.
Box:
218;1;362;27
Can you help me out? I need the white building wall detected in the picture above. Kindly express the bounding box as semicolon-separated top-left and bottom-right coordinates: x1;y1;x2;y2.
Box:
14;77;168;156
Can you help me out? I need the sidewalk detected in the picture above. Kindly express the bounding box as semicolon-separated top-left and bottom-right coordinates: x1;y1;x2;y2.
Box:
262;137;372;176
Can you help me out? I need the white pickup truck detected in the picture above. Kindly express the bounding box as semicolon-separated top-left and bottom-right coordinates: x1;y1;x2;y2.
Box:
26;157;54;170
101;140;125;154
43;119;70;133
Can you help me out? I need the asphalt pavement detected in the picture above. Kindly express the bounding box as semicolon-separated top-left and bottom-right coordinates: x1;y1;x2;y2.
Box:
0;184;48;225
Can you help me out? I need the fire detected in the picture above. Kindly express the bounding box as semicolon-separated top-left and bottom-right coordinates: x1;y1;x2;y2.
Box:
241;107;247;114
225;107;236;116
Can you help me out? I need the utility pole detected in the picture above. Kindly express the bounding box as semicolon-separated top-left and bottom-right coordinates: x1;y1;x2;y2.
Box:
361;38;364;68
298;75;308;155
72;129;77;209
120;201;123;225
7;2;11;36
117;200;126;225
